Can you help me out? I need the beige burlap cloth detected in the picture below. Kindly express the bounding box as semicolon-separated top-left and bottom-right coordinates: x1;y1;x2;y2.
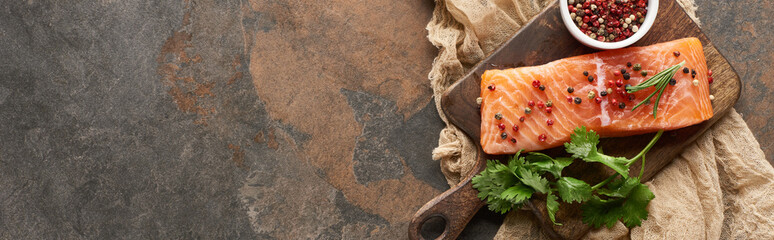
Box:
427;0;774;239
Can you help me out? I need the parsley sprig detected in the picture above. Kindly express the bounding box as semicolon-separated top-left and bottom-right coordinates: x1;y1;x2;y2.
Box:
626;61;685;118
472;127;664;228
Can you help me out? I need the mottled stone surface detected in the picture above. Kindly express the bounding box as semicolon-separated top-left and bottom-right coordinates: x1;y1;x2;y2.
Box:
0;0;769;239
695;0;774;161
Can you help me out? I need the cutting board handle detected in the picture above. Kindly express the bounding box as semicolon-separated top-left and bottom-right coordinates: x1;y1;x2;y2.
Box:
408;148;487;240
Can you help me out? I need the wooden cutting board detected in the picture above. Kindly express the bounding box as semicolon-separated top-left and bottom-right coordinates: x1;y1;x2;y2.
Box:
408;0;741;239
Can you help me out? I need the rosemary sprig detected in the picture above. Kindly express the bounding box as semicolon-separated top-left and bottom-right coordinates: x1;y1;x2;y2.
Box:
626;61;685;118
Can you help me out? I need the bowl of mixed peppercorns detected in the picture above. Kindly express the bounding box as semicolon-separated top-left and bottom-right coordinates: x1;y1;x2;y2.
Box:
560;0;658;50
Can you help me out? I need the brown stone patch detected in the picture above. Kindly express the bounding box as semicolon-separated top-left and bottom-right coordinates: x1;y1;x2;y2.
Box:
699;0;774;160
266;128;278;150
228;144;248;169
156;0;220;125
194;82;215;97
243;0;439;229
253;131;265;143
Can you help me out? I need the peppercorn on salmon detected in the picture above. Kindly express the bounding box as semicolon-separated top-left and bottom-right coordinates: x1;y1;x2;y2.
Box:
480;38;713;154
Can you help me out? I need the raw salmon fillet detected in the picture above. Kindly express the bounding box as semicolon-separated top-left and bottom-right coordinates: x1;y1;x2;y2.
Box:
480;38;713;155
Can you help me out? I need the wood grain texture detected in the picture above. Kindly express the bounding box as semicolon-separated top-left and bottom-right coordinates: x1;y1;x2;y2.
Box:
408;147;488;240
411;0;741;239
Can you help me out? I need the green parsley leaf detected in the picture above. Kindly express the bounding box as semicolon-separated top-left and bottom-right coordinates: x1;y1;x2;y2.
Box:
619;182;655;227
596;177;639;198
500;183;533;204
546;192;562;225
472;160;519;213
564;126;599;157
508;150;526;171
556;177;592;203
581;177;655;228
485;191;518;214
581;196;624;228
525;152;574;178
472;126;663;228
515;167;550;194
564;127;630;177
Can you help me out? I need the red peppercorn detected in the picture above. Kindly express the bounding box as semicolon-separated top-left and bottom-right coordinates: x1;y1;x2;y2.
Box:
673;51;681;57
708;69;713;76
616;79;624;87
528;100;535;107
498;123;505;131
547;119;554;126
545;107;553;114
614;71;620;76
510;138;517;144
567;96;574;103
519;116;525;122
708;77;714;84
595;96;602;104
532;80;540;88
538;134;547;142
537;101;545;109
607;80;615;88
513;125;519;132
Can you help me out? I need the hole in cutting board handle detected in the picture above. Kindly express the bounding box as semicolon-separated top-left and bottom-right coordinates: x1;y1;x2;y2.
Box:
418;214;448;240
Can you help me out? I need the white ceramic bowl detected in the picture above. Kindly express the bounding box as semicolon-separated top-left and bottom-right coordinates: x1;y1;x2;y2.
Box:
560;0;658;50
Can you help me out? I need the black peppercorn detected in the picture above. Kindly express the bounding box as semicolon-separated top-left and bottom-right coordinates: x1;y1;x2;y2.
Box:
574;97;582;104
539;85;546;91
600;91;608;96
583;71;589;76
588;76;594;82
641;71;648;77
683;67;689;73
501;132;507;139
620;69;627;74
627;62;632;67
669;78;677;85
623;72;630;80
618;102;626;109
567;87;575;93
